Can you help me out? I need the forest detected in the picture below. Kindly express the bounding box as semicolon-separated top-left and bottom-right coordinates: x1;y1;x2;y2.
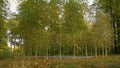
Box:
0;0;120;68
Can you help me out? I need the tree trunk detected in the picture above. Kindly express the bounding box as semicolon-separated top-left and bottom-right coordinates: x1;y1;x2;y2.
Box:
30;47;32;56
102;43;105;58
95;45;97;59
84;30;88;56
35;47;38;59
81;46;83;56
46;47;49;60
54;47;55;56
109;0;117;53
91;48;93;56
85;45;88;56
105;46;108;57
18;44;20;56
73;44;76;59
60;46;62;60
14;44;15;55
11;44;13;54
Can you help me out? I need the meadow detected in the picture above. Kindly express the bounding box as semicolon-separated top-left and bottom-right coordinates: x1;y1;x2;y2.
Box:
0;55;120;68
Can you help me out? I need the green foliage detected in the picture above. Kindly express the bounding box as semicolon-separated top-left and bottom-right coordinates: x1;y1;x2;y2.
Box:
0;46;14;59
0;0;115;58
16;0;88;58
64;0;85;33
98;0;120;53
93;11;113;47
0;0;7;53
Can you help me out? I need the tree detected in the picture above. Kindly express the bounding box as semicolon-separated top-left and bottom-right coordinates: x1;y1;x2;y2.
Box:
64;0;86;58
0;0;4;47
98;0;120;53
92;11;113;58
0;0;7;50
18;0;60;58
18;0;50;57
0;0;14;59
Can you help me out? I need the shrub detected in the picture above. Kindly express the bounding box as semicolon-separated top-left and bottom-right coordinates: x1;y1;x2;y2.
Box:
0;47;14;59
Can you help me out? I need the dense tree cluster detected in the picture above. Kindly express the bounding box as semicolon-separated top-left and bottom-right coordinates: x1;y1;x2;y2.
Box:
98;0;120;53
0;0;119;59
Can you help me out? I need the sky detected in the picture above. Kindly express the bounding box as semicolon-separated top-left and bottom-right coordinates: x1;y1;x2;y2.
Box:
8;0;94;13
8;0;18;14
88;0;94;5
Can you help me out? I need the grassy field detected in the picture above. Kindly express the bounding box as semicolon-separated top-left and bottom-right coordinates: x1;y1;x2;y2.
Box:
0;55;120;68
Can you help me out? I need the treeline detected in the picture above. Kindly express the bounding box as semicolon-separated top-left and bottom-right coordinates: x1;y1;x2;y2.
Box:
0;0;120;59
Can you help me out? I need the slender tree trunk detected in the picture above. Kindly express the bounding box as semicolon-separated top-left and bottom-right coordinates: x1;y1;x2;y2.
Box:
46;47;49;60
98;47;101;55
94;39;98;59
14;44;15;55
54;47;55;56
19;45;21;56
27;47;30;56
37;47;39;56
23;46;26;57
85;45;88;56
95;45;97;59
81;46;83;56
30;47;32;56
60;46;62;60
84;30;88;56
18;44;20;56
102;43;105;58
11;44;13;54
105;46;108;57
39;48;41;56
91;47;93;56
73;44;76;59
35;47;38;59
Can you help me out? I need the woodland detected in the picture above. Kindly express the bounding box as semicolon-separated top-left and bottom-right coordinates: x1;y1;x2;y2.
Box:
0;0;120;68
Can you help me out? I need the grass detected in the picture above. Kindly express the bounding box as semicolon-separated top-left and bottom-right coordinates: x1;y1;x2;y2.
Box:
0;55;120;68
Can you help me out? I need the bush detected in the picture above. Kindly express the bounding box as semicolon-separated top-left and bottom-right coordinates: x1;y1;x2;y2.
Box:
0;47;14;59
